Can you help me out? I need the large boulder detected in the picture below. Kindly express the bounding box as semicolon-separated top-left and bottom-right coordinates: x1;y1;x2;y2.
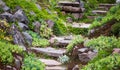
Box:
14;9;29;24
0;12;14;22
9;24;27;50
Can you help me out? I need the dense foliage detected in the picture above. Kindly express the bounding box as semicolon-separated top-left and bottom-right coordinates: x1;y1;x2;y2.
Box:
67;35;84;52
0;41;23;64
22;55;45;70
82;54;120;70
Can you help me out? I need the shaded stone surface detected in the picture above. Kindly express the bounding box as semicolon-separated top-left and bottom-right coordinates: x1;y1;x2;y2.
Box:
31;47;66;57
14;9;29;24
18;22;28;31
22;32;32;46
9;24;27;50
33;21;41;34
46;20;54;28
0;12;14;22
78;48;97;63
0;0;10;11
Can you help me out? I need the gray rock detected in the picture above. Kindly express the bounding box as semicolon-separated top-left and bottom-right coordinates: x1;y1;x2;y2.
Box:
66;17;73;23
46;20;54;28
72;65;79;70
0;12;14;22
18;22;28;31
33;21;41;33
30;11;36;15
78;48;97;63
14;9;29;24
78;48;88;53
0;0;10;11
14;58;21;70
72;13;80;20
22;32;32;46
30;47;66;57
113;48;120;54
9;24;26;48
36;4;41;10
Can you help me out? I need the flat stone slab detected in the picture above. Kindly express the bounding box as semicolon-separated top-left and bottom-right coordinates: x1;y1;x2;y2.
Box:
31;47;66;57
99;4;116;7
46;66;66;70
50;36;73;47
58;1;79;7
92;10;107;15
72;23;91;28
39;59;62;66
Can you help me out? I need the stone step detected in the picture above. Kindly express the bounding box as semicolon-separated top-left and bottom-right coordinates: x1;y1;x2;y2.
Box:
97;7;108;11
50;36;72;47
39;59;62;66
39;59;67;70
58;1;80;7
30;47;66;57
72;23;91;28
46;66;66;70
87;16;97;20
99;4;116;7
92;10;107;15
58;6;83;13
99;4;116;9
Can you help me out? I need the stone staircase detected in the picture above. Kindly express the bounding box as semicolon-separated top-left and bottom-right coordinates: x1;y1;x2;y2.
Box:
92;3;116;15
58;1;84;20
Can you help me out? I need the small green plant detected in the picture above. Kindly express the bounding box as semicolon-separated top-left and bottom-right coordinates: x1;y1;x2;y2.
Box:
32;38;50;47
22;55;45;70
58;55;70;64
40;24;53;38
67;35;84;52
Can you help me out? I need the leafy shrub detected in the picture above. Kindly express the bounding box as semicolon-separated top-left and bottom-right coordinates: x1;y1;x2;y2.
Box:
53;19;67;36
68;26;88;35
85;36;118;51
82;54;120;70
111;23;120;36
40;24;53;38
0;41;23;64
27;31;50;47
67;35;84;52
84;36;119;62
22;56;45;70
32;38;50;47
